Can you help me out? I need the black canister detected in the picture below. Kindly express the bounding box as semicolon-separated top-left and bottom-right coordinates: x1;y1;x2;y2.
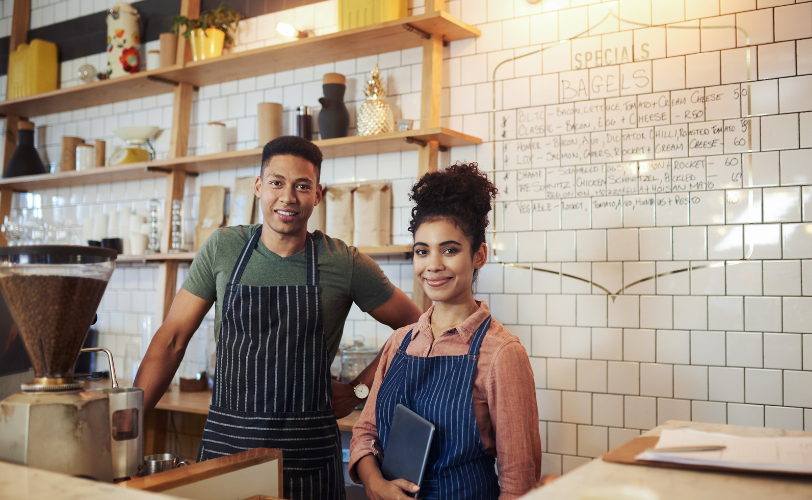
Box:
318;73;349;139
4;121;47;178
101;238;123;254
296;106;312;140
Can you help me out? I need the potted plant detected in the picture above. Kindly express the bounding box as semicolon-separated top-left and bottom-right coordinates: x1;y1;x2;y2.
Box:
172;3;242;62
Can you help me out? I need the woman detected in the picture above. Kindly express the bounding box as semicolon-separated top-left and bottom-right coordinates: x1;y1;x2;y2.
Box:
349;163;541;500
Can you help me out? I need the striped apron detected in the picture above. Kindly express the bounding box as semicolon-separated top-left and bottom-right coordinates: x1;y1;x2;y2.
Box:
375;316;500;499
197;229;345;500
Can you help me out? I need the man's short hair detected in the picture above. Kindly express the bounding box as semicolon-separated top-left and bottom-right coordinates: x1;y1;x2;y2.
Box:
261;136;323;182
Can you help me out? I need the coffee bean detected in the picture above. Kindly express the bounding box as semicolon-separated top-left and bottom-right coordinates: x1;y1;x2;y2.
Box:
0;275;108;378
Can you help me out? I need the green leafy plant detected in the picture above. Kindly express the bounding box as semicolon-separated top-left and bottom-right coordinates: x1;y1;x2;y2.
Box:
172;3;242;47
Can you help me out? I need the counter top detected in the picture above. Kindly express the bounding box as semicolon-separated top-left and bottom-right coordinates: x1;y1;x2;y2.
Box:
87;379;361;431
522;420;812;500
0;461;178;500
153;384;362;432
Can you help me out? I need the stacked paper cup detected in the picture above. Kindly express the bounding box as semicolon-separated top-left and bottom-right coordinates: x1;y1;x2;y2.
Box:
92;213;108;241
118;207;132;254
130;213;148;255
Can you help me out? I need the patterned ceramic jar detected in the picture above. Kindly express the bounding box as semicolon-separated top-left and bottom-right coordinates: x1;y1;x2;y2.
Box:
106;2;141;78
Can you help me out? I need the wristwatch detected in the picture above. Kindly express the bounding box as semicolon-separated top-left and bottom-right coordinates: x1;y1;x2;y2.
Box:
353;382;370;400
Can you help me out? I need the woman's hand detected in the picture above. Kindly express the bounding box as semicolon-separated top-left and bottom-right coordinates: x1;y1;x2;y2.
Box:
366;475;420;500
357;455;420;500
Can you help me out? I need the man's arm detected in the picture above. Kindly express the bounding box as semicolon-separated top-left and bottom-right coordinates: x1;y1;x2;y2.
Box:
332;288;422;418
134;288;214;414
366;288;422;331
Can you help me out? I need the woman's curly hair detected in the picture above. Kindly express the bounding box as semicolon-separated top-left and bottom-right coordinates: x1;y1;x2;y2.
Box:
408;162;498;256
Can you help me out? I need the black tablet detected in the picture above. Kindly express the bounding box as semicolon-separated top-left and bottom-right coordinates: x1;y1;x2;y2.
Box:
380;404;435;495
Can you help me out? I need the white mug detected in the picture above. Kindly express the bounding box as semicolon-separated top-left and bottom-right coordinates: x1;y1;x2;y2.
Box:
206;122;227;154
147;50;160;71
76;144;95;170
130;233;148;254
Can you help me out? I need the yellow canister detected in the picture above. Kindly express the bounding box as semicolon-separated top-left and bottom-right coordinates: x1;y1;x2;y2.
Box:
189;28;225;62
7;39;58;100
338;0;407;31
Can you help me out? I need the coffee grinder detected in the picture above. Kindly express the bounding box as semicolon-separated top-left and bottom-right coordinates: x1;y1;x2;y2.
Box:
0;246;137;482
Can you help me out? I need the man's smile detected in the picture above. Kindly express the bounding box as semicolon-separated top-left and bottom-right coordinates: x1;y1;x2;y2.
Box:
274;208;300;222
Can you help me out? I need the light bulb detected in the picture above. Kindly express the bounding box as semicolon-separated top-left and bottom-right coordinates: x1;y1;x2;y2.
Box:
276;22;297;37
277;21;311;39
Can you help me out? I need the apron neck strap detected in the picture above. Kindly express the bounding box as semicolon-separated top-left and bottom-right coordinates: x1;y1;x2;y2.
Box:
227;227;319;286
228;226;262;285
467;316;491;356
397;315;492;356
398;329;415;351
305;233;318;286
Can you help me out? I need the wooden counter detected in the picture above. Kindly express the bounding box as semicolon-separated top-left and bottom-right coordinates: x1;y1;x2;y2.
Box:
152;384;362;432
523;420;812;500
86;379;361;459
86;380;361;431
123;448;283;499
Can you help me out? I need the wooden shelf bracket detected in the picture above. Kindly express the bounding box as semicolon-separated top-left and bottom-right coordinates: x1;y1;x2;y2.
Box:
402;23;431;39
404;136;448;152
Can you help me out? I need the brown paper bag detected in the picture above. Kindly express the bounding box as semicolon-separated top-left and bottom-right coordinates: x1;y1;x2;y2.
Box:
353;181;391;247
194;185;226;251
228;177;257;226
325;185;354;245
307;186;327;234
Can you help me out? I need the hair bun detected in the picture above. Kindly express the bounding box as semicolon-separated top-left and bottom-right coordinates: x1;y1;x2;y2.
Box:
408;162;498;252
410;162;497;216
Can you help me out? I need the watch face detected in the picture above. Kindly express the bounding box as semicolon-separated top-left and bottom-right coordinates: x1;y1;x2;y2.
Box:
354;383;370;399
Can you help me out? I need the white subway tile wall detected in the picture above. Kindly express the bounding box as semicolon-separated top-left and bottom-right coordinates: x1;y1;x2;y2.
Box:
9;0;812;476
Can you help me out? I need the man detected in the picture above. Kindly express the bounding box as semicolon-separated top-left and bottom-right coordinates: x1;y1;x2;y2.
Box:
134;136;421;500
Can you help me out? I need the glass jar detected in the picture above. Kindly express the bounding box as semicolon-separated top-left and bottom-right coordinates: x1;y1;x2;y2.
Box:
339;338;378;383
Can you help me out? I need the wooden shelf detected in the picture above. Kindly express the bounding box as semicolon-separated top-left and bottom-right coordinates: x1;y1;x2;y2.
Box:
114;246;411;264
0;128;479;191
116;251;197;263
182;128;481;174
0;67;180;118
0;11;478;119
159;11;479;88
0;161;172;190
356;244;411;256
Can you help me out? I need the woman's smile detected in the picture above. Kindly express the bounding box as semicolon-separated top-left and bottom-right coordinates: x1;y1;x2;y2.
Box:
424;275;453;287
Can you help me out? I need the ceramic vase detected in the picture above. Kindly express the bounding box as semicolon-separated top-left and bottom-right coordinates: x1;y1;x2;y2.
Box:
106;2;141;78
318;73;349;139
4;122;47;178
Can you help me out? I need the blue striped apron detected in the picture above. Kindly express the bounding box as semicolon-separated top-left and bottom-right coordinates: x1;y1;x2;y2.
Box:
197;228;345;500
375;316;500;499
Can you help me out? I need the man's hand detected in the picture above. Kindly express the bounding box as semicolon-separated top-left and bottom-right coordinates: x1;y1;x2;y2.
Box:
332;379;360;419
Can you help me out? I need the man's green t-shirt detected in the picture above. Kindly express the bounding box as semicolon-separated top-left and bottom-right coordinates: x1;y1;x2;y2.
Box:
182;225;396;360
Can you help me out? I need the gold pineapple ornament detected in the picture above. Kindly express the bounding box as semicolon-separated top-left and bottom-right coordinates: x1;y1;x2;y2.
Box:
357;63;395;136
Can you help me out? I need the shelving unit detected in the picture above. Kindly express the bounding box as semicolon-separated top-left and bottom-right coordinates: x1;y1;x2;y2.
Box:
159;11;478;88
116;245;412;264
0;0;473;315
0;128;480;191
0;68;179;118
0;10;478;119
